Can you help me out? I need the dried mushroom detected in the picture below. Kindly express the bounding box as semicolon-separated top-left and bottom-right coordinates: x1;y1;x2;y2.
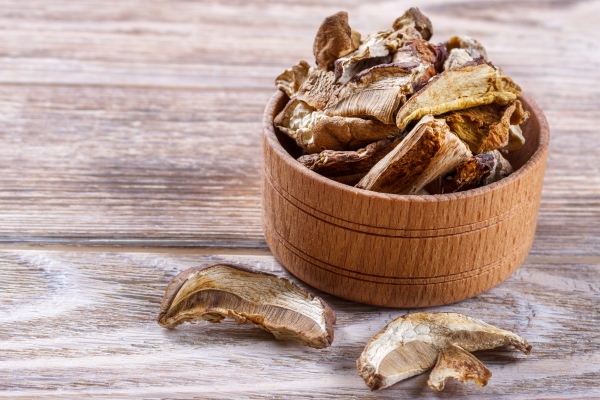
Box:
482;150;514;185
446;35;488;60
158;264;336;349
326;62;426;124
304;116;399;153
356;115;471;195
274;9;529;195
334;30;394;84
442;152;495;193
442;99;529;154
298;136;400;177
313;11;360;71
444;48;473;71
396;60;521;131
392;39;447;90
275;60;311;98
357;312;531;391
275;98;399;153
505;124;526;151
296;67;340;110
392;7;433;41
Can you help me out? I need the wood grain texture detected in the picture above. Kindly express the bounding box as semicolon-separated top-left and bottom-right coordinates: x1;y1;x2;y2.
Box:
0;0;598;397
263;91;549;307
0;0;597;251
0;250;598;398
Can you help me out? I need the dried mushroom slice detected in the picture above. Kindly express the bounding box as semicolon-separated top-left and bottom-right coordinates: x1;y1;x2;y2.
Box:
274;98;323;141
392;39;446;89
504;124;526;151
356;116;472;195
275;60;312;98
326;62;425;124
333;30;394;84
427;344;492;391
392;7;433;41
444;48;473;71
442;152;495;193
442;100;528;154
275;98;399;153
395;61;522;131
446;35;488;60
158;264;336;349
482;150;514;185
296;67;340;110
356;312;531;391
300;116;400;153
298;136;399;177
313;11;361;71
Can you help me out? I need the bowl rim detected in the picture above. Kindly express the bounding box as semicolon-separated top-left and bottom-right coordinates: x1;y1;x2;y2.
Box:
263;90;550;203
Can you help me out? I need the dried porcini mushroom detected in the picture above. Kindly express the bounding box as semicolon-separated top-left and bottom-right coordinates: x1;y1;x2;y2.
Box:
357;312;531;391
392;7;433;41
298;136;400;177
295;67;340;110
395;60;521;131
442;99;529;154
313;11;360;71
158;264;336;349
444;48;473;71
505;124;526;151
303;116;399;153
326;62;425;124
482;150;514;185
333;30;394;84
446;35;488;60
442;152;495;193
275;9;530;195
274;98;399;153
356;115;472;195
275;60;312;98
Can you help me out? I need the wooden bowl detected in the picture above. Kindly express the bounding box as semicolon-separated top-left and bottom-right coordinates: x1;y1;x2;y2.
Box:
262;90;550;307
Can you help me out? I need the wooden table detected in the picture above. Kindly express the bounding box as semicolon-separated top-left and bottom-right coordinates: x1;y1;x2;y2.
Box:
1;1;598;398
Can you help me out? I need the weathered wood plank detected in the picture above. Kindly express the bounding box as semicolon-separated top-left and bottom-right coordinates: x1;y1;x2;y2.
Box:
0;250;598;398
0;0;598;250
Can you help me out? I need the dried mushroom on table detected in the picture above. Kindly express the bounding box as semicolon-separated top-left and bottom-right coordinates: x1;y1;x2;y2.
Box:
274;8;530;194
158;264;336;349
357;312;531;391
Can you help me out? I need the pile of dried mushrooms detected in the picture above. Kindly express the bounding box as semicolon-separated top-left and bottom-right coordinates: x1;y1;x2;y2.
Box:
274;8;529;194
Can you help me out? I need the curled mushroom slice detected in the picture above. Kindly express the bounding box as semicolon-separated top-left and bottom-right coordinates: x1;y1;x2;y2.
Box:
428;344;492;391
391;39;447;89
442;100;529;154
482;150;514;185
446;35;488;60
333;30;394;84
313;11;361;71
275;60;312;98
274;98;323;141
296;68;341;110
504;124;526;151
444;48;473;71
356;312;531;391
298;136;400;178
274;98;399;153
356;115;472;195
392;7;433;41
158;264;336;349
300;116;400;153
442;152;496;193
326;62;425;124
395;60;522;131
